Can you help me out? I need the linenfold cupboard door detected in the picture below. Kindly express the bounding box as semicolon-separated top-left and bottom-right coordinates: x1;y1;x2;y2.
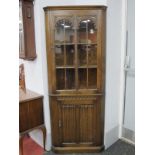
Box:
44;6;106;153
56;96;102;145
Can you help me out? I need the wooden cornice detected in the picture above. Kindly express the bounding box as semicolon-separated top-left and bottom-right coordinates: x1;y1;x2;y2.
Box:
44;5;107;11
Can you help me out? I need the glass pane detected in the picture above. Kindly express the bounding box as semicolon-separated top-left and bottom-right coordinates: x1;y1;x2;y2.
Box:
55;19;65;44
55;45;64;66
66;45;75;66
88;45;97;65
65;20;75;44
65;29;75;43
88;68;97;89
88;19;97;43
78;45;87;66
66;69;75;89
77;19;87;43
88;30;97;44
56;69;65;90
78;69;87;89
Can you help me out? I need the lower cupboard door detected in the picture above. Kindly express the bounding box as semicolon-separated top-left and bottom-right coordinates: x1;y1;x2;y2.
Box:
59;101;100;146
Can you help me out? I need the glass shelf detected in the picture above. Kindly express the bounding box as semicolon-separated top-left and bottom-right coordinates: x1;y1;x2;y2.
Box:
78;66;87;68
77;43;97;45
88;65;97;68
56;66;75;69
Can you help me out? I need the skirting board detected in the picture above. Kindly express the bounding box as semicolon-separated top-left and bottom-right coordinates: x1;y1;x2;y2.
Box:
121;137;135;145
104;125;119;149
122;127;135;143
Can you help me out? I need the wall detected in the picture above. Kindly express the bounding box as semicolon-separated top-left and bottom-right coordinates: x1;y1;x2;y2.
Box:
124;0;135;131
20;0;125;150
122;0;135;142
104;0;124;148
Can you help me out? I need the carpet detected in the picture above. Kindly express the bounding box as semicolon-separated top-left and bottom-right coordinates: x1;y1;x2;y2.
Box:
22;136;44;155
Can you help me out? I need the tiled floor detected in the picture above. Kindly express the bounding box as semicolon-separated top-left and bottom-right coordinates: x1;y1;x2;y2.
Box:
44;140;135;155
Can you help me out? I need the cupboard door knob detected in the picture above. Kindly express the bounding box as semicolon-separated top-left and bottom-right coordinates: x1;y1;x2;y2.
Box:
59;120;62;128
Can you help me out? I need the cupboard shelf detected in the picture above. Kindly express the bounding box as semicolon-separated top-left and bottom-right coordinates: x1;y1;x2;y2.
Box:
56;66;75;69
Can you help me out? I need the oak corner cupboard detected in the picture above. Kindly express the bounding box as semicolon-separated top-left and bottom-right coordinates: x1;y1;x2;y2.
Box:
44;6;106;153
19;0;36;60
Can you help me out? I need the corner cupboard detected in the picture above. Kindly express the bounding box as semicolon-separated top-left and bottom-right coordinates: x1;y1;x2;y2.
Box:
44;6;106;153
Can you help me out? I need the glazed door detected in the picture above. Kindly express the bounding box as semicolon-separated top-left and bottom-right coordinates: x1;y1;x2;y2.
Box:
47;10;103;93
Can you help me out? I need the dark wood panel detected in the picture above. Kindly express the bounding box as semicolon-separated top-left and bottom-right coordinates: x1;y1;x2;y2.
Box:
19;0;36;60
29;98;44;129
19;102;29;132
